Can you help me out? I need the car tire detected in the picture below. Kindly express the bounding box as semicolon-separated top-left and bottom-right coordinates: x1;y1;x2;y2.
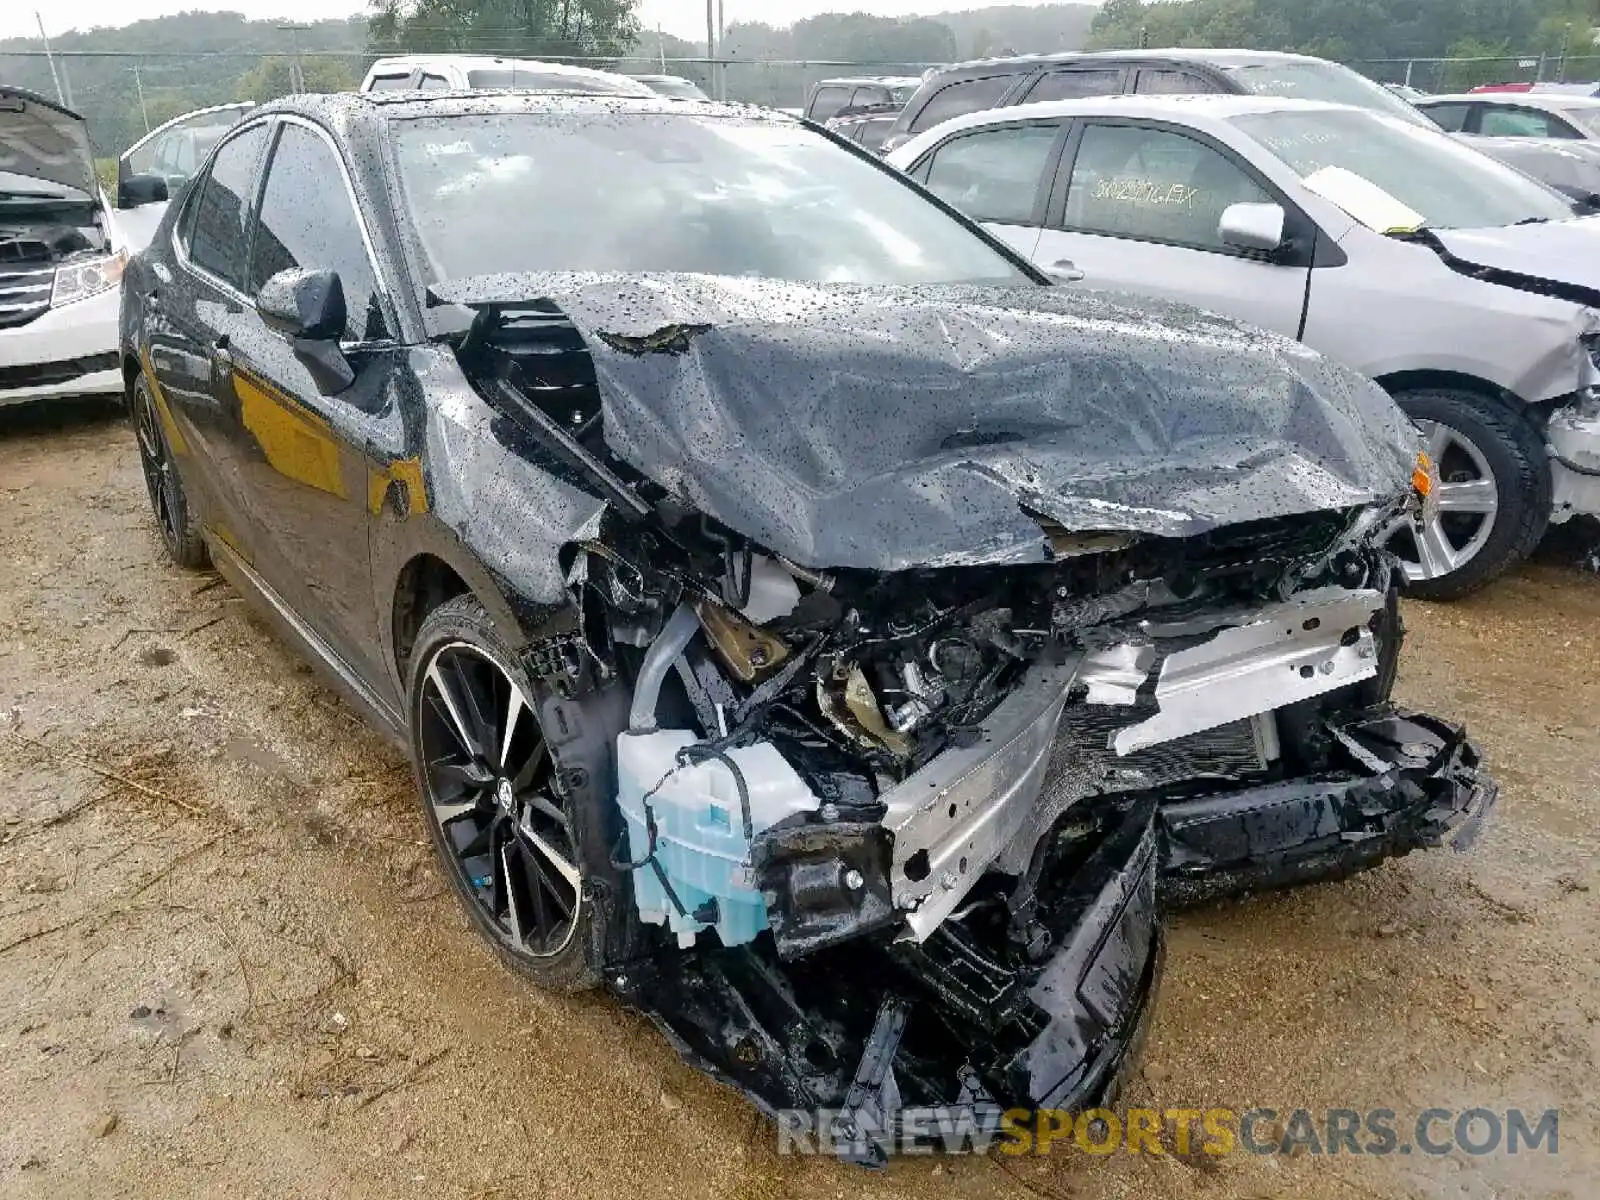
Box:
406;594;637;993
1387;388;1550;601
130;372;209;569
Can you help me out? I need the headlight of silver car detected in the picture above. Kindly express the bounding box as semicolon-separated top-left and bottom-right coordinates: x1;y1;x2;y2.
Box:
51;251;126;308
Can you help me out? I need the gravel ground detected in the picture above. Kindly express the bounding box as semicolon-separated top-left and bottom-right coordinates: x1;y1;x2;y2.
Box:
1;405;1596;1199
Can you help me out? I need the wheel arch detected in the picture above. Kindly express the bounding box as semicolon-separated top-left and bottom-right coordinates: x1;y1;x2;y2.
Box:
383;540;573;702
1375;369;1525;413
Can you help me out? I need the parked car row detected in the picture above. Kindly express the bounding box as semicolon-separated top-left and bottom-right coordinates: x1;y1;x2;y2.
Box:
111;87;1497;1158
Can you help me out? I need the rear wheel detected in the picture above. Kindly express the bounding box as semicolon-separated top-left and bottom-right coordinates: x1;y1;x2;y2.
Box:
130;373;208;569
407;595;634;991
1380;388;1549;600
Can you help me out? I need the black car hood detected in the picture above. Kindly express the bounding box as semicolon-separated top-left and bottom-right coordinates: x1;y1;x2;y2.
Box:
433;273;1417;571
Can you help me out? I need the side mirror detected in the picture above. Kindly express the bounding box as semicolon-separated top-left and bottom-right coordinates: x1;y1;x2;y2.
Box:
256;267;355;395
117;172;169;209
1218;201;1287;253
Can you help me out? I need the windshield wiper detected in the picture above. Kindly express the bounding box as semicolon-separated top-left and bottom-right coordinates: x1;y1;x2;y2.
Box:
1514;216;1551;226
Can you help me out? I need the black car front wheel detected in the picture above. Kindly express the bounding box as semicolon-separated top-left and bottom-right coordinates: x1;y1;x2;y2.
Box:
407;595;634;991
130;373;208;569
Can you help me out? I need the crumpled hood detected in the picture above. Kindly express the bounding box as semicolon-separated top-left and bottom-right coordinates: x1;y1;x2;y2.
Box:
0;87;96;199
434;272;1418;571
1432;217;1600;304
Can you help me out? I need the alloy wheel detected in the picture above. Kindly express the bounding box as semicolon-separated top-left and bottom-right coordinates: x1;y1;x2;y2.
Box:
1381;418;1500;584
417;642;582;957
132;382;180;547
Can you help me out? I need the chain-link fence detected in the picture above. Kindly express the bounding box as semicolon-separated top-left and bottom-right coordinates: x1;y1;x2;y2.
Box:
7;43;1600;171
1351;54;1600;94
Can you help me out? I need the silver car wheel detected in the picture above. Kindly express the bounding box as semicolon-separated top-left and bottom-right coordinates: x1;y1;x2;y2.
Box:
1381;419;1500;583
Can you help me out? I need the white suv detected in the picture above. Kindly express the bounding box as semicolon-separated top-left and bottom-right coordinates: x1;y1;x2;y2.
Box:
889;94;1600;597
1;87;132;408
359;55;655;97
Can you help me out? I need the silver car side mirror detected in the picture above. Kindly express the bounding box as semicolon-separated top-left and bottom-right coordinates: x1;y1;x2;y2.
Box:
1218;202;1287;253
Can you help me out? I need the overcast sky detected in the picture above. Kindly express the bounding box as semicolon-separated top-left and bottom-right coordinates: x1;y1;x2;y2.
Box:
4;1;1077;45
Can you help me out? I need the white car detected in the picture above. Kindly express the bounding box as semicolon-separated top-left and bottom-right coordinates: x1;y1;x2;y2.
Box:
1417;91;1600;141
113;101;254;253
1;86;129;408
359;55;655;97
887;94;1600;597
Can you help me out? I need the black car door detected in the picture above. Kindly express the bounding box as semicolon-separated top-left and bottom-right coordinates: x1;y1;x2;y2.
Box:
219;116;408;695
144;120;272;563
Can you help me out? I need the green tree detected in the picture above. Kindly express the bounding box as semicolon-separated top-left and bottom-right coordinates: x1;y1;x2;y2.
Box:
234;56;359;102
368;0;642;58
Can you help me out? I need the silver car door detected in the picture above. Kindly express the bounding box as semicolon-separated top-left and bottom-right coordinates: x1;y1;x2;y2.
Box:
1032;119;1311;338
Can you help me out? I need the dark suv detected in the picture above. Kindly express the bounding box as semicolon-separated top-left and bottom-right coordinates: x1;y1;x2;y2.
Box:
881;48;1429;151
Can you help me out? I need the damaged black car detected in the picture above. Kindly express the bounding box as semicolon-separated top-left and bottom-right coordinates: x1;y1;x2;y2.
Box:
118;92;1496;1159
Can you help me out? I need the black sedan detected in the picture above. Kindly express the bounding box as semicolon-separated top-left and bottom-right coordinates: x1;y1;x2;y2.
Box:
119;91;1491;1157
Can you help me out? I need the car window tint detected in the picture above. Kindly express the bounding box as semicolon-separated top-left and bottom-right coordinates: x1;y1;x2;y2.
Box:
858;118;894;152
809;86;853;120
1063;122;1270;251
1479;105;1578;138
851;86;889;109
1023;68;1124;102
418;74;451;90
1422;103;1471;132
366;73;414;92
923;124;1060;224
249;124;388;342
1135;69;1208;95
909;75;1014;132
186;124;268;288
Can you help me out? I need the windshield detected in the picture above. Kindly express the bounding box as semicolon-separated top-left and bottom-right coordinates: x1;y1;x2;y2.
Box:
390;112;1031;285
1233;108;1575;230
1226;62;1433;126
465;68;644;95
1553;104;1600;137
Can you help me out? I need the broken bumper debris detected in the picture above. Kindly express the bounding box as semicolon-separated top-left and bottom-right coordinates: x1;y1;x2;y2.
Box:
610;800;1164;1166
1161;707;1497;906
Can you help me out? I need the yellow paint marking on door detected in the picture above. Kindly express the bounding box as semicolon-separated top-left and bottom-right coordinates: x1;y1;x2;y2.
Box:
234;370;348;500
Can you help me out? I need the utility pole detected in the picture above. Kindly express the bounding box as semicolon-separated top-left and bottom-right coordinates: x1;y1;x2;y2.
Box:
658;24;667;72
278;23;310;93
34;13;70;108
717;0;727;101
132;63;150;134
706;0;716;100
1559;21;1575;84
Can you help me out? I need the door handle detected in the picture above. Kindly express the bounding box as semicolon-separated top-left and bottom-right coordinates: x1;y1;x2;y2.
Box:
1048;259;1086;283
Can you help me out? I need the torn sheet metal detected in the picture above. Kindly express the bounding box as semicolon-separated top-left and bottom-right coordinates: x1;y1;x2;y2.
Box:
430;271;1418;570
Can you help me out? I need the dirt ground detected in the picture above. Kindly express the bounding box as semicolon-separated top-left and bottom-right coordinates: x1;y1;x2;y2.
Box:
1;403;1595;1200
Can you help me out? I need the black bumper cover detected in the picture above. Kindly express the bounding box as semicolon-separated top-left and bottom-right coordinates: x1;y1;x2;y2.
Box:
1159;707;1497;906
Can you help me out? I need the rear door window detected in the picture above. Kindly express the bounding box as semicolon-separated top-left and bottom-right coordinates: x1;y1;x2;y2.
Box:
921;122;1063;225
1060;121;1271;252
418;73;452;90
1021;68;1125;103
1421;102;1472;132
1479;104;1581;138
909;75;1015;133
809;86;853;121
365;72;415;92
184;123;270;289
1134;69;1212;95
